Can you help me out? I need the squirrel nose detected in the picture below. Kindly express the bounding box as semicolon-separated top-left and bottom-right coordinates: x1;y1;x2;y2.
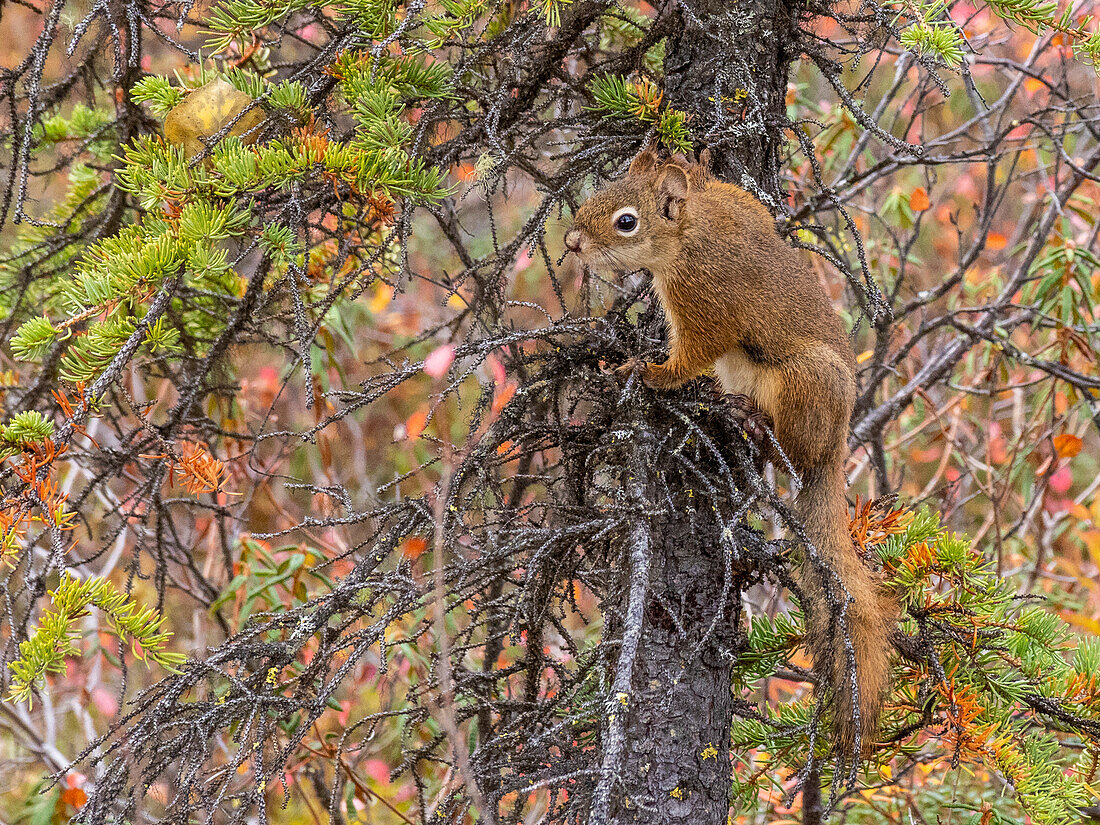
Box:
564;228;583;253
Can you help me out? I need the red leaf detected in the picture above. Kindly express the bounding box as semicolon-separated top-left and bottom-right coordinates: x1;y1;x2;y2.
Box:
364;759;391;784
492;382;517;415
423;344;455;378
1048;465;1073;495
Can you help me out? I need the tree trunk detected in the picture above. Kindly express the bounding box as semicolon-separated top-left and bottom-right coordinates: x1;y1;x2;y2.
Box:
608;512;745;824
598;2;802;822
664;0;801;198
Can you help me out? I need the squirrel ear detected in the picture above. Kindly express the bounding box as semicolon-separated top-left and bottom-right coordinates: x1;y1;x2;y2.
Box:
657;164;689;220
683;147;712;189
628;146;658;176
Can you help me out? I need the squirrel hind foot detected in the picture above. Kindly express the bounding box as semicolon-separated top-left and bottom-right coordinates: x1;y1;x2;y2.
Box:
716;391;775;459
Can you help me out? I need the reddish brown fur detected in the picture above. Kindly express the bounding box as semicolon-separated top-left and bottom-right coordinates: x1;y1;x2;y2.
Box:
565;147;897;759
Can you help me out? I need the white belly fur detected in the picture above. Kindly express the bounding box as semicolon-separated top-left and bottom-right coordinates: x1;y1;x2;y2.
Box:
715;348;780;419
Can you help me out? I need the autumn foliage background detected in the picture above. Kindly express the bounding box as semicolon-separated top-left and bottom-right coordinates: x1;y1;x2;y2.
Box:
0;0;1099;823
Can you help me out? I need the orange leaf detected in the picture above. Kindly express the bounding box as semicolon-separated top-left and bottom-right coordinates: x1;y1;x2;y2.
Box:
986;232;1008;251
909;187;931;211
1066;501;1091;521
405;409;428;439
402;536;428;559
1053;433;1083;458
61;787;88;808
492;382;517;415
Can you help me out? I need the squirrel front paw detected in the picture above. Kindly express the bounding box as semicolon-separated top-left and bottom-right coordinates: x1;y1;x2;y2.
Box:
613;357;647;380
613;358;689;391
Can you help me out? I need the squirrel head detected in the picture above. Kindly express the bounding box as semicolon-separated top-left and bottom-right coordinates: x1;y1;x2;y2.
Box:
564;147;705;275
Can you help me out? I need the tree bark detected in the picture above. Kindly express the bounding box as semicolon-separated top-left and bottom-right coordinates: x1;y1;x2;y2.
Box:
663;0;802;198
599;2;803;822
607;512;745;824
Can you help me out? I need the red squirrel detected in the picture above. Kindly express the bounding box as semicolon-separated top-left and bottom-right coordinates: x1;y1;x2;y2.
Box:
563;147;896;758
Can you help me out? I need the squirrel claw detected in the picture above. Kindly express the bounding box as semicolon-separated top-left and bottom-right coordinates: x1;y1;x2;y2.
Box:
723;392;755;412
720;393;774;445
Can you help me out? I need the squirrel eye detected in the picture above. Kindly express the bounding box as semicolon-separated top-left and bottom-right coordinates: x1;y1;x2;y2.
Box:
612;208;639;236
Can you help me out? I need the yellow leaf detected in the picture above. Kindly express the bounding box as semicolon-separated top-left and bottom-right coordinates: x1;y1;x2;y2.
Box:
1083;530;1100;568
163;78;264;158
1061;611;1100;636
369;283;393;314
856;349;874;364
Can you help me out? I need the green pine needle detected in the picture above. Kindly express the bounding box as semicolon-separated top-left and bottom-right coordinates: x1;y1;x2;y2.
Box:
7;574;186;707
901;22;965;66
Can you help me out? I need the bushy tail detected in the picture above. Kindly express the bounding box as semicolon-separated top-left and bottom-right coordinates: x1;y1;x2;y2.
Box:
794;462;896;759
